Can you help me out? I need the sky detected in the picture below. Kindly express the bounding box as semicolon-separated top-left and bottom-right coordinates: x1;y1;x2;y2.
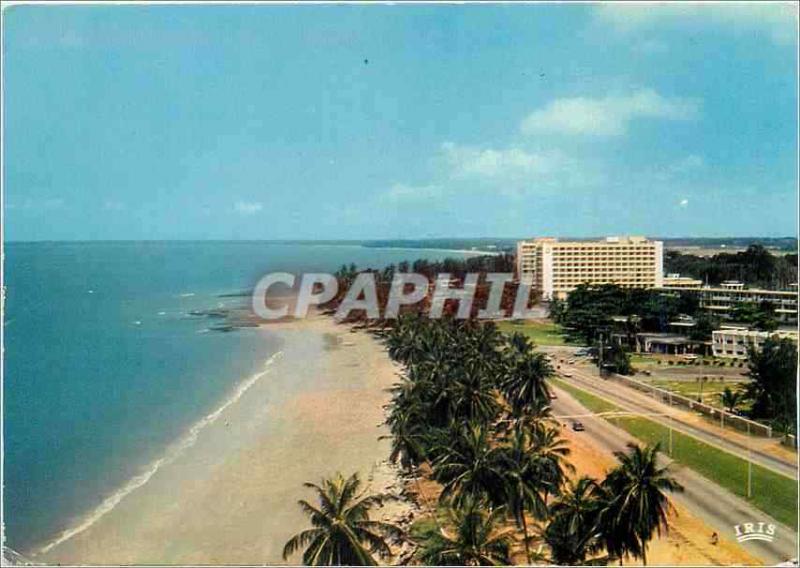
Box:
3;2;798;241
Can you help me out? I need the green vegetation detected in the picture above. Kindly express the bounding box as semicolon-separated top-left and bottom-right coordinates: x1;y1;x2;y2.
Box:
412;497;514;565
549;283;704;345
282;472;403;565
550;378;620;415
731;301;780;332
497;320;567;346
665;245;798;289
550;378;796;529
615;417;797;529
745;337;797;435
646;379;748;408
381;316;682;565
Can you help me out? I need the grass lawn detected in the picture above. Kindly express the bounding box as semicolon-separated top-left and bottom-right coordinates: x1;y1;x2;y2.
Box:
497;320;567;346
647;379;749;409
631;353;746;370
550;378;620;414
548;378;797;528
616;417;797;528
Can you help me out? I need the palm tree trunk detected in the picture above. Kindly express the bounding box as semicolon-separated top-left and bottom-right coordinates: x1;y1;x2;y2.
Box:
520;511;532;565
641;545;647;566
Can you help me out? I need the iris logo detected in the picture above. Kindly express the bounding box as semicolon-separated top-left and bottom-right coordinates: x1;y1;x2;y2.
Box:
734;522;776;543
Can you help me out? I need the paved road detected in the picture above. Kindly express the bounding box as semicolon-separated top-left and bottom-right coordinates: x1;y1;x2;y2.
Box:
551;386;799;565
549;357;796;480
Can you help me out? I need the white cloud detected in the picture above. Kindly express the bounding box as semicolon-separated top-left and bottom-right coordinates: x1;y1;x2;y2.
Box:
595;3;798;46
520;89;699;137
234;201;263;215
440;142;568;179
679;198;689;208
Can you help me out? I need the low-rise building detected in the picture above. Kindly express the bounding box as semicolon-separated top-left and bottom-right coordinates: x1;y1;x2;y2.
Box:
658;283;798;324
662;273;703;288
635;332;708;355
711;326;799;358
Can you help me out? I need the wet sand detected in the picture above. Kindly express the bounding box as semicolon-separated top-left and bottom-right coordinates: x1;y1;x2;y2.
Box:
39;314;407;565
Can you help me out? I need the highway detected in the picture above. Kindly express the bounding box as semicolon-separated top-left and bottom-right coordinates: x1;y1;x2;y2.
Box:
550;386;799;565
546;354;797;480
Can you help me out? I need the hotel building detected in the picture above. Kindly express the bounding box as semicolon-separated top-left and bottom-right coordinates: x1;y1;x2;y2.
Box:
516;236;664;300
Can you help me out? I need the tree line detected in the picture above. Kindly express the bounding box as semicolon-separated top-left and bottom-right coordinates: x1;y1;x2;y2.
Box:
665;245;797;289
548;283;713;344
284;316;683;565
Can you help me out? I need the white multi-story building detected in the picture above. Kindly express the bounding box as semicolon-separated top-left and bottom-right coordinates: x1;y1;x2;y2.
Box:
516;236;664;300
712;326;799;358
660;281;798;324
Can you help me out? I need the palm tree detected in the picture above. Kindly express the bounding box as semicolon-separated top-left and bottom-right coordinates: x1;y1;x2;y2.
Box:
599;443;683;565
507;331;534;355
449;371;501;423
529;422;574;502
499;425;549;564
545;476;604;565
431;422;508;508
501;350;553;415
413;498;513;566
282;473;403;565
720;386;742;413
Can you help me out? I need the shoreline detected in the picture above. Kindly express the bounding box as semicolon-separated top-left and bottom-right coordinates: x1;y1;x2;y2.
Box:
37;312;409;565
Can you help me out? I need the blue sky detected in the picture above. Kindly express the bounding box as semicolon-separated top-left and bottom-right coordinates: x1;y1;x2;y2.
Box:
3;3;798;240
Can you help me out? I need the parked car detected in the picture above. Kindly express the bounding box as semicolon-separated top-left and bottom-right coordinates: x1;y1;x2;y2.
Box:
561;372;573;378
567;359;576;364
571;421;585;432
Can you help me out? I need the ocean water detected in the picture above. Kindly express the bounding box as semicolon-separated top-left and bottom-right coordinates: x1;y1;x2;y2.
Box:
2;241;471;554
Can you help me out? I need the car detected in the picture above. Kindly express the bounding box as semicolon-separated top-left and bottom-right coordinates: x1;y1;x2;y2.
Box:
571;421;585;431
567;359;576;364
561;372;573;378
549;392;558;400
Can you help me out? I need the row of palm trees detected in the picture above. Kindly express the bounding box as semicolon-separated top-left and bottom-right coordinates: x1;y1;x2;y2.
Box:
284;315;682;565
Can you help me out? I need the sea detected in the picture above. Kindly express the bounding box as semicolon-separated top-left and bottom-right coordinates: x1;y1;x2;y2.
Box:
2;241;473;554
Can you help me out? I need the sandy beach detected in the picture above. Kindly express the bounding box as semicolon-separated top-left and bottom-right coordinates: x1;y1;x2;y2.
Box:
32;313;762;567
38;314;408;565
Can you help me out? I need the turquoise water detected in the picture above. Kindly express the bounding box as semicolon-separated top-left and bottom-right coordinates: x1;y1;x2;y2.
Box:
3;241;468;553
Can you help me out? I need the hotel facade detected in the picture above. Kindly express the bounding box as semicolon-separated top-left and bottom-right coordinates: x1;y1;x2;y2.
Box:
516;236;664;300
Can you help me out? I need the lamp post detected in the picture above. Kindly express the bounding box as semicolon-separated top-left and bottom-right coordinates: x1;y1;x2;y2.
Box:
668;391;674;457
747;421;752;499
